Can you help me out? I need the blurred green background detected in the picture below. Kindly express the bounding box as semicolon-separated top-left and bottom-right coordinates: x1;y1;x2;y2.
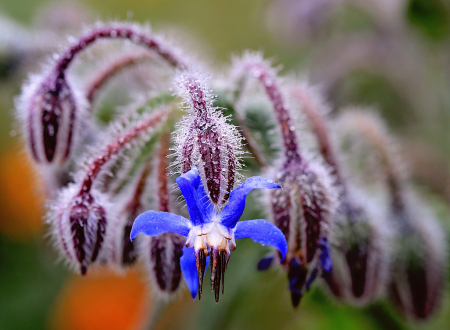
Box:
1;0;450;329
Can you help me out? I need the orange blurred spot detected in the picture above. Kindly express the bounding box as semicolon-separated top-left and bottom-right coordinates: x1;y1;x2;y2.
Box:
50;269;151;330
0;147;44;239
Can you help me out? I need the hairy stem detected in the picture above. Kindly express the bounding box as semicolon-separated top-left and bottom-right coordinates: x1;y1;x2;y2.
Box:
239;61;301;163
80;106;170;193
157;130;171;212
86;52;152;103
54;26;186;81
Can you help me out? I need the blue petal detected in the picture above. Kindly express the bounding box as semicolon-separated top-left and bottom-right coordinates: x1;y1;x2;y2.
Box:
220;177;281;228
305;268;319;291
130;211;190;241
176;167;214;226
180;246;198;299
319;237;332;273
234;219;287;261
180;246;210;300
257;255;275;271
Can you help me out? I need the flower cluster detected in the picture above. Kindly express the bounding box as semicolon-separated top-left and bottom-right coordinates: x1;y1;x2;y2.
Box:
14;21;447;321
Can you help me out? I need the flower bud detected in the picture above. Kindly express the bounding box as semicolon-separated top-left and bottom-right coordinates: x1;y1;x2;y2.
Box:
49;187;109;275
389;198;447;319
174;72;243;205
19;72;83;165
141;233;185;295
269;158;337;307
325;196;390;304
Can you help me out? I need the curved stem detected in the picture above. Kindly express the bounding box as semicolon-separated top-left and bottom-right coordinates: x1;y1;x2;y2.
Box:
80;106;170;193
291;87;343;186
53;25;186;81
342;112;405;212
86;52;152;103
157;129;171;212
239;61;301;163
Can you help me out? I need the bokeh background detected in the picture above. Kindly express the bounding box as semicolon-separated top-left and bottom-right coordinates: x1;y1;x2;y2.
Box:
1;0;450;329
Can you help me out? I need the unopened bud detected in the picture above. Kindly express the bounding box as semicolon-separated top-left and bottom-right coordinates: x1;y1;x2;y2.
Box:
325;196;390;304
19;71;83;165
268;158;337;307
49;187;109;275
174;72;243;205
389;198;447;319
142;233;185;294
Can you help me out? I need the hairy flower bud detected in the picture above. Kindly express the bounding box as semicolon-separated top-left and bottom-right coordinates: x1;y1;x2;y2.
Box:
269;159;336;307
174;72;243;206
110;161;153;268
142;233;185;295
18;71;83;165
49;187;109;275
389;198;447;319
324;196;390;304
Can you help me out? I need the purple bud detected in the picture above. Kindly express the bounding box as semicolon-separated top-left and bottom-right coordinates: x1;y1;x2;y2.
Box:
50;188;109;275
175;72;243;206
142;233;185;294
324;197;391;304
269;158;337;306
389;201;447;319
19;72;81;165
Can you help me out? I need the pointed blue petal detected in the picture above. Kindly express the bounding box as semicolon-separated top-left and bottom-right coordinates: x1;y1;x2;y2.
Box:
257;255;275;271
220;177;281;228
176;167;214;226
319;237;332;273
180;246;210;300
130;211;190;241
305;268;319;291
234;219;287;261
180;246;198;299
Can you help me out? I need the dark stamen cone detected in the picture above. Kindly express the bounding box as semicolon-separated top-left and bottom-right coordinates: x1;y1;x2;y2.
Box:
221;251;226;295
197;249;207;300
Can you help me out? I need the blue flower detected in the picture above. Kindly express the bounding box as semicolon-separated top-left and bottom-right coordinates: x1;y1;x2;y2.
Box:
130;167;287;302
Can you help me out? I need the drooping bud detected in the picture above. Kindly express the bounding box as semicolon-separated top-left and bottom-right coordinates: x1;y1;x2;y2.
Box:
291;85;390;304
174;72;243;206
18;70;83;165
48;107;169;275
269;158;337;307
143;233;185;295
324;195;391;303
140;131;185;294
49;186;109;275
389;198;447;320
232;54;338;307
335;110;447;319
17;24;185;168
